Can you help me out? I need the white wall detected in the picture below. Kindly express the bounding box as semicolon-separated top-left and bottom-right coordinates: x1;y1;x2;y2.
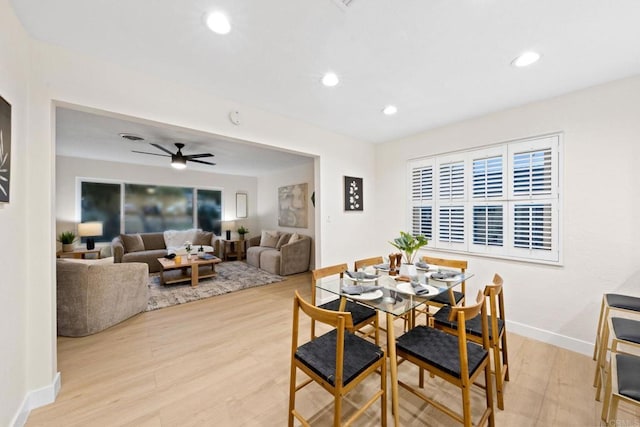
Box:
55;155;258;247
256;161;316;266
10;25;377;425
374;75;640;354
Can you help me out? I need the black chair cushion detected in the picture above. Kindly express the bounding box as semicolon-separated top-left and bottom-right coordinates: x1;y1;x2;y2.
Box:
295;329;384;387
396;325;488;379
616;353;640;402
429;290;464;306
433;305;504;340
606;294;640;312
612;317;640;344
320;299;376;326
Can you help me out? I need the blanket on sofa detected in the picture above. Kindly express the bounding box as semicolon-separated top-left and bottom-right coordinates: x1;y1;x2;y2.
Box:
164;229;198;250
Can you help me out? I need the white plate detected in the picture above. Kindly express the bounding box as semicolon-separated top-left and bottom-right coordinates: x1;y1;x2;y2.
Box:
348;289;384;301
345;276;378;283
396;282;439;296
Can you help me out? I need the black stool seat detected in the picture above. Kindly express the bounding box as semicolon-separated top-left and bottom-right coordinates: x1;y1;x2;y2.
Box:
320;299;376;326
606;294;640;312
429;290;465;306
611;317;640;344
295;329;384;386
433;305;504;340
616;353;640;401
396;325;488;379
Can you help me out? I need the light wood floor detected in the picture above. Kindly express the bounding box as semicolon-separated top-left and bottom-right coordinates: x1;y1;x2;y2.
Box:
28;272;639;426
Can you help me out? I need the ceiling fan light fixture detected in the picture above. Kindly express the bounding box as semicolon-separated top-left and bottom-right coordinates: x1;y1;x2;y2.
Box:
382;105;398;115
205;11;231;35
171;157;187;169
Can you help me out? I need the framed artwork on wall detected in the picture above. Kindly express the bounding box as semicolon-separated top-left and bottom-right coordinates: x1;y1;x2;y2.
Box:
0;95;11;204
344;176;363;211
236;192;247;218
278;183;308;228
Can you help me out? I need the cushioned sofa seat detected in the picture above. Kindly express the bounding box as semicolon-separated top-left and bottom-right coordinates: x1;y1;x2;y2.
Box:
112;230;219;273
246;231;311;276
56;258;149;337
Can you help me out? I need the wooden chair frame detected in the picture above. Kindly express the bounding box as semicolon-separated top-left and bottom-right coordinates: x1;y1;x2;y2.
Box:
354;256;384;273
397;291;495;427
592;293;640;361
601;352;640;424
594;315;640;401
311;264;379;345
434;274;509;410
288;291;387;427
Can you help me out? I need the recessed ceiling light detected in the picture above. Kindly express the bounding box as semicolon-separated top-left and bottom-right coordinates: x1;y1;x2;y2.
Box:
205;11;231;35
321;72;339;87
512;51;541;68
382;105;398;115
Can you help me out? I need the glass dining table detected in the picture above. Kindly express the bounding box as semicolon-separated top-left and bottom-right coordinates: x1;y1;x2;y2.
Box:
314;272;473;426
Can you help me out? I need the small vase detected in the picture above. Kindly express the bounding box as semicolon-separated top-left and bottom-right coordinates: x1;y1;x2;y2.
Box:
399;263;417;278
62;243;74;252
239;234;245;241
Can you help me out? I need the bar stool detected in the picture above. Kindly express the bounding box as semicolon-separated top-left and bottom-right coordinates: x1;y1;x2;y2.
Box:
595;316;640;400
601;352;640;424
593;293;640;361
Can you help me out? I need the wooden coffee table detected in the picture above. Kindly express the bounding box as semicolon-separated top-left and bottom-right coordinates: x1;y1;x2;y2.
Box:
157;256;222;287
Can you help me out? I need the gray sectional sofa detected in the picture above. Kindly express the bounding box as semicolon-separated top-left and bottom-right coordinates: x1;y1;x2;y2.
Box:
246;231;311;276
112;230;219;273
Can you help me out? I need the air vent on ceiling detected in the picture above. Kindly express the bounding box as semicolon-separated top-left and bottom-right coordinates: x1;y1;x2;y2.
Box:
332;0;355;11
119;133;144;141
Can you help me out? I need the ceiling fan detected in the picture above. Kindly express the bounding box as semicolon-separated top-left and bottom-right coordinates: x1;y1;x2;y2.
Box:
132;143;216;169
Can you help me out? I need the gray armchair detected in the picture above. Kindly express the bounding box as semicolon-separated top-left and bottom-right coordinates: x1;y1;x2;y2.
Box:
245;232;311;275
56;259;149;337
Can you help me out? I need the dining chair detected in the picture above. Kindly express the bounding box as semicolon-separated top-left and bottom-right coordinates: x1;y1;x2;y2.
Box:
592;293;640;361
594;316;640;401
311;264;379;345
601;352;640;424
433;273;509;410
354;256;384;273
396;291;494;427
288;290;387;427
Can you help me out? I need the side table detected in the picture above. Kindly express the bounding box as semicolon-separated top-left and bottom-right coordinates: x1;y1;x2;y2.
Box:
57;248;102;259
222;239;245;261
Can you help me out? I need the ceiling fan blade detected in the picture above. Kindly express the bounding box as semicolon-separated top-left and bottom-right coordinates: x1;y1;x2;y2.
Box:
132;150;171;157
150;143;175;155
188;159;216;166
184;153;214;159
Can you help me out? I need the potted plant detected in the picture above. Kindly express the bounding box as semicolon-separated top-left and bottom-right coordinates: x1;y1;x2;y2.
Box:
58;231;77;252
237;226;249;240
389;231;429;275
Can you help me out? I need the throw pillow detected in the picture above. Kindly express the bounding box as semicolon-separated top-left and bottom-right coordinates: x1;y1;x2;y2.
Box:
120;234;145;253
260;230;279;248
275;233;291;250
193;230;214;246
288;233;300;244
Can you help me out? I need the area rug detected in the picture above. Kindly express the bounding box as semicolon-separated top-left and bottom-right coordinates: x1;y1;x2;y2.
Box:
146;261;284;311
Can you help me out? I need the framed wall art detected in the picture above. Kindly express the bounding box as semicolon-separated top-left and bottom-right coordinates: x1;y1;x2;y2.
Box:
236;192;247;218
344;176;363;211
278;183;308;228
0;95;11;204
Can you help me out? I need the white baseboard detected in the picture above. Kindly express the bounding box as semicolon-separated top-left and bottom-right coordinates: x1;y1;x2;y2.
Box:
507;320;593;356
11;372;61;427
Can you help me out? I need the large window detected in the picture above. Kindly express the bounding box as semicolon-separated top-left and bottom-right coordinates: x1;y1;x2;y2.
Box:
80;181;222;242
408;134;561;263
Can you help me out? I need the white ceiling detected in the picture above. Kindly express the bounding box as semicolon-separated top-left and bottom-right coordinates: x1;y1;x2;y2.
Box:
12;0;640;163
55;107;314;176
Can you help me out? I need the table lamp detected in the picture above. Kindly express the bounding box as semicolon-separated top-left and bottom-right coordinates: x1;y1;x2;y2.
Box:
78;222;103;250
224;220;236;240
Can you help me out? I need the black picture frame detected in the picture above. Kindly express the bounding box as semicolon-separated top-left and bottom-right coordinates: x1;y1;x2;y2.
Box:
344;176;363;211
0;95;11;204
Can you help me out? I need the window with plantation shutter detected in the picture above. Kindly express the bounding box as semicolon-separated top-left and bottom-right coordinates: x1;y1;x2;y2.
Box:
408;159;435;238
407;133;561;263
